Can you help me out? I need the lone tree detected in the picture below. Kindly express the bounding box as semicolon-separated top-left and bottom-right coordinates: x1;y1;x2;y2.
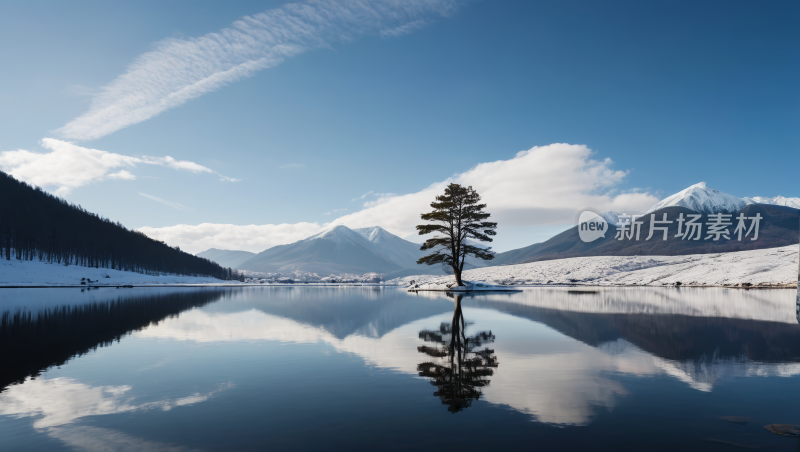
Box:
416;183;497;286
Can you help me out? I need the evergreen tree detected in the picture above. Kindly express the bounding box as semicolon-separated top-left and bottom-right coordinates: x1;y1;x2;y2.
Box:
416;183;497;286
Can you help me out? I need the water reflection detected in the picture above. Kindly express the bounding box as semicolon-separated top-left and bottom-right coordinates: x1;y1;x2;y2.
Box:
0;377;232;428
417;294;498;413
461;294;800;363
411;286;798;323
1;286;800;450
0;288;231;392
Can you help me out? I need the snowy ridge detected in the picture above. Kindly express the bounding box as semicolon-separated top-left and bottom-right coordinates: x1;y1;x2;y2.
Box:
645;182;747;214
644;182;799;214
305;224;373;246
391;245;798;288
355;226;389;243
743;195;800;209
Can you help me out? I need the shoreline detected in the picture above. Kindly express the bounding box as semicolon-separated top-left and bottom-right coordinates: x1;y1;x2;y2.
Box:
0;282;793;290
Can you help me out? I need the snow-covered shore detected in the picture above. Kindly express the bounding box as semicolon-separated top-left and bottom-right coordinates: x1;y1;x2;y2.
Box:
3;245;797;288
0;259;242;286
389;245;799;289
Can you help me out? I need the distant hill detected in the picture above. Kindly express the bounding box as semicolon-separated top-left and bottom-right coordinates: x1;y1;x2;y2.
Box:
238;225;403;274
197;248;256;269
493;182;800;266
0;171;242;280
235;225;491;277
493;204;799;265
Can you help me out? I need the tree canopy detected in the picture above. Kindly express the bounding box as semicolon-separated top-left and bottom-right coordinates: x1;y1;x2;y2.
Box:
416;183;497;286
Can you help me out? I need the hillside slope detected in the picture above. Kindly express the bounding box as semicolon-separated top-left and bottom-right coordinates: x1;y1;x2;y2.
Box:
393;245;797;288
494;204;798;266
0;171;241;281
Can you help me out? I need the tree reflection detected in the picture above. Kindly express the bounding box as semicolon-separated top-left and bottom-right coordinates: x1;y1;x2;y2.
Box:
417;294;498;413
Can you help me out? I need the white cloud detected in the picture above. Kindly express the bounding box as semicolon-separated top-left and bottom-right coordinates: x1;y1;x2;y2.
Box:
55;0;461;141
138;144;660;253
107;170;136;180
0;138;237;195
322;208;347;215
329;144;660;235
279;163;305;169
138;222;324;254
140;155;214;174
139;193;195;212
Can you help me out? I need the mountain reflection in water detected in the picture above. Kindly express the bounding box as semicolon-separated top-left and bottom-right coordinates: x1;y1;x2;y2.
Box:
0;287;232;392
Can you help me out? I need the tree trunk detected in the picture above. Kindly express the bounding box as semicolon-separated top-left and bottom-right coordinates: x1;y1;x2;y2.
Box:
454;267;463;286
450;294;463;358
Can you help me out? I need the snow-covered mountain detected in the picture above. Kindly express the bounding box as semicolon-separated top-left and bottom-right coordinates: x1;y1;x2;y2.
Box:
238;225;401;274
645;182;747;214
304;224;373;246
234;225;492;277
354;226;424;268
644;182;800;214
743;195;800;210
491;181;799;266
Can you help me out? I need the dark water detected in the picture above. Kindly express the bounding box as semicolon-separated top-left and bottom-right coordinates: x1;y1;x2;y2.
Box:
1;286;800;451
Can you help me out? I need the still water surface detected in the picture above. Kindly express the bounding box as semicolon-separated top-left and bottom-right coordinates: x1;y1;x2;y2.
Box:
1;286;799;451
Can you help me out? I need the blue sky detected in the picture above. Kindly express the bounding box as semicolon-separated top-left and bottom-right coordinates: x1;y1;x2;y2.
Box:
1;0;797;253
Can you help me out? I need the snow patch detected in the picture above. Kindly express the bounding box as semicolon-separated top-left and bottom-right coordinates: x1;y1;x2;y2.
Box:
0;259;239;286
390;245;798;288
743;196;800;209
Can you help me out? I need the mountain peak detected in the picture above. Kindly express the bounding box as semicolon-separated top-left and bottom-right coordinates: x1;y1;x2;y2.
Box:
304;225;364;244
354;226;389;242
645;182;746;214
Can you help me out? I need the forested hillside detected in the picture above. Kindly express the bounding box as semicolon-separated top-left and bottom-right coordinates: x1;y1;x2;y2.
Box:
0;171;243;280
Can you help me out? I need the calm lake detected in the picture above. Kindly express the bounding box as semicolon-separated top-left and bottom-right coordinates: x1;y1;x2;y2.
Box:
1;286;799;451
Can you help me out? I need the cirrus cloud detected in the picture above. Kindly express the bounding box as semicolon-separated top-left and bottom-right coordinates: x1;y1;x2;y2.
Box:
139;193;195;212
55;0;462;141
